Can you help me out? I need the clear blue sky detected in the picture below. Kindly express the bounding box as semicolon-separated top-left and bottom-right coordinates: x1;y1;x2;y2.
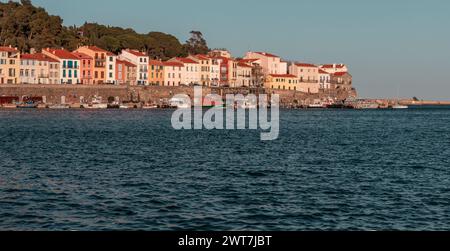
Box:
30;0;450;99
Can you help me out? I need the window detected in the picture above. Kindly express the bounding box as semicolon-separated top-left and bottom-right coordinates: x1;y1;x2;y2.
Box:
63;70;66;78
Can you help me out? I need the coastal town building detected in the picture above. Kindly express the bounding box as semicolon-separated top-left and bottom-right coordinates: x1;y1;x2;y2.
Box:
319;64;348;74
163;61;184;86
209;57;220;87
208;49;232;59
168;57;200;85
148;59;164;86
331;72;353;91
116;59;137;85
265;74;299;91
20;53;59;84
188;54;211;86
75;46;109;84
106;52;117;85
319;69;331;89
236;61;252;87
0;46;20;84
42;48;80;84
72;52;93;85
244;52;287;76
119;49;149;85
289;63;319;83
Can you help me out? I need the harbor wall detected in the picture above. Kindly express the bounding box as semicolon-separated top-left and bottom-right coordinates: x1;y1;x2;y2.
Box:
0;84;356;105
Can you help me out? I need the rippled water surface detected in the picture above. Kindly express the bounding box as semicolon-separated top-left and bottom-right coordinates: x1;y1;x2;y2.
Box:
1;108;450;230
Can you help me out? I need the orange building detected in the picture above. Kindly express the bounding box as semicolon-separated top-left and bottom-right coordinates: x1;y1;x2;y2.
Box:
116;59;137;85
148;60;164;85
72;52;93;84
74;46;108;84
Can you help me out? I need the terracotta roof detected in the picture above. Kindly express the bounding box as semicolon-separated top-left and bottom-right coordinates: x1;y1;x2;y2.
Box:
149;59;164;66
193;54;209;60
21;53;59;62
85;46;108;53
173;57;198;64
44;48;79;60
106;52;116;56
333;72;348;77
255;52;279;58
117;59;136;67
269;74;297;78
163;61;184;67
295;63;317;68
319;69;329;74
321;64;346;69
0;46;19;53
237;62;252;68
72;52;93;60
125;49;147;57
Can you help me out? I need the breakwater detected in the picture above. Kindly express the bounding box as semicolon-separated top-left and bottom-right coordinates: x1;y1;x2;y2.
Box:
0;84;355;106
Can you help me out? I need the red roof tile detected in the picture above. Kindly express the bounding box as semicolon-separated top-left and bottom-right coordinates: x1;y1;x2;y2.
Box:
125;49;147;57
269;74;297;78
85;46;108;53
295;63;317;68
173;57;198;64
72;52;93;60
333;72;348;77
237;62;252;68
163;61;184;67
319;69;329;74
321;64;346;69
149;59;164;66
44;48;79;60
0;46;19;53
21;53;59;62
255;52;279;58
193;54;209;60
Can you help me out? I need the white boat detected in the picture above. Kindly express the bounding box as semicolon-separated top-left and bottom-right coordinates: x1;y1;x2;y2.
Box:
392;104;408;109
308;103;325;109
82;96;108;109
142;105;158;109
48;104;71;109
169;98;191;109
119;104;130;109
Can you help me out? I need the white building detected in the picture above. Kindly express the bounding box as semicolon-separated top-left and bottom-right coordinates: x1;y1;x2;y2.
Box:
168;57;200;85
319;64;348;74
163;61;184;86
119;49;149;85
106;52;117;84
319;69;331;89
244;51;287;76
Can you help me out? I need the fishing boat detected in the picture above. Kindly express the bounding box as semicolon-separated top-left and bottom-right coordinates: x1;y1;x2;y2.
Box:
81;96;108;109
392;104;409;109
1;103;17;109
169;97;191;109
17;101;38;109
107;101;120;109
119;104;130;109
142;104;158;109
48;104;71;109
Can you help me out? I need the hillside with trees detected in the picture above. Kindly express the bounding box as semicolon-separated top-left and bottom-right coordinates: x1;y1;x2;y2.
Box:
0;0;210;60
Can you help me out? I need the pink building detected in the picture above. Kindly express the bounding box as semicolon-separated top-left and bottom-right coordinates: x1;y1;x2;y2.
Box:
244;51;287;76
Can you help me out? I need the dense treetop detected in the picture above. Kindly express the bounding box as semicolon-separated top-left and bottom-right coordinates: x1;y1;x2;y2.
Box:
0;0;210;60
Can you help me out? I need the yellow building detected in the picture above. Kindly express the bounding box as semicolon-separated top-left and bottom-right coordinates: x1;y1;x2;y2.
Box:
265;74;320;93
265;74;299;91
0;46;20;84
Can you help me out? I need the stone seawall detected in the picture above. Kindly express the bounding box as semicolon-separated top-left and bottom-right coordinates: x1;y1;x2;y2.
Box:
0;84;356;105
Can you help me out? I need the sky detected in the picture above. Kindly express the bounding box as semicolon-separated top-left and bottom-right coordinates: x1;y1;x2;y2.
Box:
28;0;450;99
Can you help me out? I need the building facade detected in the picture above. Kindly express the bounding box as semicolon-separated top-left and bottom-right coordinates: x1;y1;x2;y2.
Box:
116;59;137;85
289;63;319;83
43;48;80;84
75;46;109;84
20;53;59;84
244;52;287;76
119;49;149;85
163;61;184;86
148;60;164;86
72;52;93;85
0;46;20;84
106;52;117;84
168;57;200;85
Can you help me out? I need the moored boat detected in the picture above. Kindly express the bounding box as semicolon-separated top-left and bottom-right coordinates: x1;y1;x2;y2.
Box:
17;101;38;109
48;104;71;109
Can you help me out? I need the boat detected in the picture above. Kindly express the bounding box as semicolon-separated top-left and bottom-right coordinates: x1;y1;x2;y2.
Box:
17;101;38;109
1;103;17;109
48;104;71;109
169;97;191;109
119;104;130;109
142;104;158;109
392;104;409;109
355;100;379;109
107;101;120;109
81;96;108;109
